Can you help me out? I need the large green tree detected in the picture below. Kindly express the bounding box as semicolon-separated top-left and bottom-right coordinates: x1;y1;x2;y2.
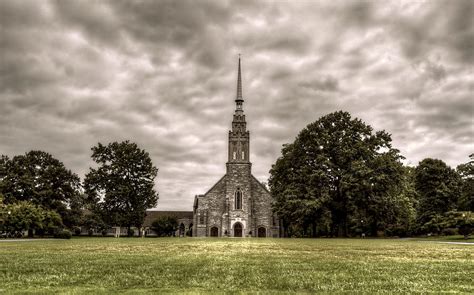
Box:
0;151;81;228
414;158;461;228
269;111;406;237
83;141;159;236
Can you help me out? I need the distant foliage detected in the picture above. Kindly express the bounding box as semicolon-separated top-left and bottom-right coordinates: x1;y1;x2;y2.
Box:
0;197;63;237
457;154;474;211
442;211;473;239
151;216;178;237
414;158;461;228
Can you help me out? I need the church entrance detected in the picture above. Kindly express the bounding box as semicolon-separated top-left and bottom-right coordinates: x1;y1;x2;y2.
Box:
233;223;243;237
210;226;219;237
258;227;266;237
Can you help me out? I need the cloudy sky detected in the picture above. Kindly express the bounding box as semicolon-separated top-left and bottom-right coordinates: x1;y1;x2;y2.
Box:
1;0;472;210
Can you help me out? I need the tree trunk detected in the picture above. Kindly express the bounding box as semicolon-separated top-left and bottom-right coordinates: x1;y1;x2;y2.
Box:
312;223;317;238
136;224;142;237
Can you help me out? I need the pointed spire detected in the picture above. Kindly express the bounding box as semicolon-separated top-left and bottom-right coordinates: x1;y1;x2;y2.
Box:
236;55;243;101
235;55;244;112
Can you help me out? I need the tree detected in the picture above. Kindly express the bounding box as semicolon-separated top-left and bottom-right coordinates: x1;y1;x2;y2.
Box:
414;158;461;228
269;111;406;237
0;200;63;237
83;141;159;236
0;151;82;228
80;212;107;236
442;211;474;239
151;216;178;237
457;154;474;211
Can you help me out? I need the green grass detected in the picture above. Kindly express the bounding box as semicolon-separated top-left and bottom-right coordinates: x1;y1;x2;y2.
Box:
1;238;473;294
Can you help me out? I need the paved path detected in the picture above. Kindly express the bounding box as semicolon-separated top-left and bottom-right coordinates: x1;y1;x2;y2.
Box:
0;239;55;242
432;241;474;245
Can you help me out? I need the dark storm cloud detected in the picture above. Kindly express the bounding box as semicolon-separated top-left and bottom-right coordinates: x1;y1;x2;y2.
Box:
0;0;472;210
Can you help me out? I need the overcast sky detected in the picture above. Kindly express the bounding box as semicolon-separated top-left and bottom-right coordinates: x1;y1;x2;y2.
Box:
1;0;472;210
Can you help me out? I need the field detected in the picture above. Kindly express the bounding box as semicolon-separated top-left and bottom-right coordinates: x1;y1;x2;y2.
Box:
1;237;473;294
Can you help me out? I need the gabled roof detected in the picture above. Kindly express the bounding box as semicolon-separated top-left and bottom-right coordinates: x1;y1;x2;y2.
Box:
202;175;226;196
251;175;271;194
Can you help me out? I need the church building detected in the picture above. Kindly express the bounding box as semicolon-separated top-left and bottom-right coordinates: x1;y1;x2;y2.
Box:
192;58;279;237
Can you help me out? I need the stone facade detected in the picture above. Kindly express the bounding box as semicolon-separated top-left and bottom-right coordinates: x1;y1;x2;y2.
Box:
192;58;279;237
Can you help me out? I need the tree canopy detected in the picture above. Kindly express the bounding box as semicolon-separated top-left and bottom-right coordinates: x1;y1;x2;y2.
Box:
0;151;81;227
457;154;474;211
414;158;461;227
269;111;408;237
83;141;158;235
0;197;63;237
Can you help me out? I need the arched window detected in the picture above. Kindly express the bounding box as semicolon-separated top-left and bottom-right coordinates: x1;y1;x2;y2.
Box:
235;188;242;210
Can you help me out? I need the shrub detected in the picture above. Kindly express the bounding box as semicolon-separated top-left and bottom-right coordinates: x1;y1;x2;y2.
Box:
441;228;457;236
55;230;72;239
128;228;135;236
151;216;178;237
73;227;81;236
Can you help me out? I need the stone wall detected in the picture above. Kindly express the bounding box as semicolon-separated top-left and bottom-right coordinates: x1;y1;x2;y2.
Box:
251;176;279;237
225;163;252;237
194;176;227;237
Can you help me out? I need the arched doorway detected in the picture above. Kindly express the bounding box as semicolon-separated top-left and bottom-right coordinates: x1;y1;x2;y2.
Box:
210;226;219;237
233;222;243;237
258;227;266;237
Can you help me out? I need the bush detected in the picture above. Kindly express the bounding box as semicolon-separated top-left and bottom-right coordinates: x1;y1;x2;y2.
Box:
151;216;178;237
73;227;81;236
441;228;457;236
55;230;72;239
128;228;135;236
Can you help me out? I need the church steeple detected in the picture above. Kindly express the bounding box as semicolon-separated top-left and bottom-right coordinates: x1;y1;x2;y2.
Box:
228;56;249;164
235;56;244;112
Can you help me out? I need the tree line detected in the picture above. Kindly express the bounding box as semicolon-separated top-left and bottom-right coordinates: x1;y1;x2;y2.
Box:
269;111;473;238
1;111;472;239
0;141;158;238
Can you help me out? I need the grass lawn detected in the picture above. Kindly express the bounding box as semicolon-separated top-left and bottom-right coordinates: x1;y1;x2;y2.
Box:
1;237;473;294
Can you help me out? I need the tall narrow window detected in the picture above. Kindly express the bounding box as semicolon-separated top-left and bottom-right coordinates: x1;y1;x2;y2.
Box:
233;151;236;160
235;189;242;210
241;151;245;160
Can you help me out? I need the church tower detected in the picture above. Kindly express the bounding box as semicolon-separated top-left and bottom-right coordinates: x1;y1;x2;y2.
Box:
225;57;252;237
192;57;279;238
228;57;250;164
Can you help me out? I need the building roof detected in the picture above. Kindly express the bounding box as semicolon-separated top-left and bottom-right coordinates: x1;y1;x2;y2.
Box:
143;210;193;227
